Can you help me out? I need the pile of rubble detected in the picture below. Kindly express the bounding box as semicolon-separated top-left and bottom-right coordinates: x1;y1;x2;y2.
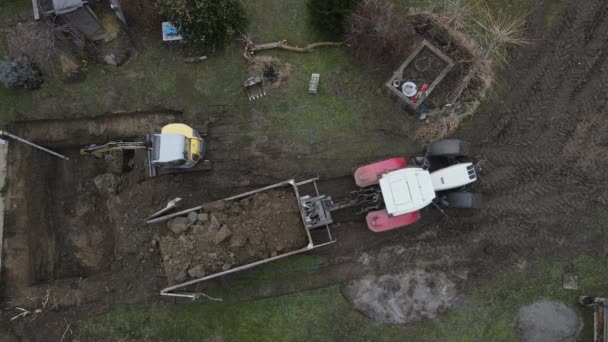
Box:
159;190;308;285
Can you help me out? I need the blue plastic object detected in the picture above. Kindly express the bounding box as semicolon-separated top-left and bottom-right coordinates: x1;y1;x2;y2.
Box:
165;25;178;35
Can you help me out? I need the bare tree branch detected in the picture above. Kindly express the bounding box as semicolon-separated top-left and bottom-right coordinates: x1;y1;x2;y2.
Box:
241;33;345;60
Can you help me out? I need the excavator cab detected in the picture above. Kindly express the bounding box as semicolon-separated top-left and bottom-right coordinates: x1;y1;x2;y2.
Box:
150;124;205;168
81;123;208;177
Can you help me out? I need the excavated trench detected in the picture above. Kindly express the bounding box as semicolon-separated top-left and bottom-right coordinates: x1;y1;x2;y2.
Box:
1;112;191;302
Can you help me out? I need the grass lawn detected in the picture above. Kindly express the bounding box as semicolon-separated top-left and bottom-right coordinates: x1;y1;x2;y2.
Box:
0;0;399;148
81;254;608;341
0;0;531;143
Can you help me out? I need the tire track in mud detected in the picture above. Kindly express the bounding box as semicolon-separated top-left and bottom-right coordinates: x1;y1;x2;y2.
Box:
406;0;608;276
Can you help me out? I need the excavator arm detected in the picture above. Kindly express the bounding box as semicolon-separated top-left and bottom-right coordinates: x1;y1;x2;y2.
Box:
80;141;148;158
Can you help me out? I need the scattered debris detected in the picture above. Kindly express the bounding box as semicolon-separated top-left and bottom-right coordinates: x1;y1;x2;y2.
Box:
309;73;320;94
184;56;208;64
162;22;182;41
563;273;579;290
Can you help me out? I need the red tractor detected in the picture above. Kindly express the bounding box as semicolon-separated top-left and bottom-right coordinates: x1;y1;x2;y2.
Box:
350;139;479;232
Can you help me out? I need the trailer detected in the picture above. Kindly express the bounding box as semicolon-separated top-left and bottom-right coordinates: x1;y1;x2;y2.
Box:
147;178;337;299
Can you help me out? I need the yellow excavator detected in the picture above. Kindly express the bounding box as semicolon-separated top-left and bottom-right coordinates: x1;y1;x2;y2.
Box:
81;123;209;177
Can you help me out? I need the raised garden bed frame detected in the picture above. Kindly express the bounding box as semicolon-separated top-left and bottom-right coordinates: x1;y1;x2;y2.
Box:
385;40;455;110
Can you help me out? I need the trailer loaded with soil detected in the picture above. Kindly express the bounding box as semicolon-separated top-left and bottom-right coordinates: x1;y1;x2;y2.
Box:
148;179;336;299
158;189;309;285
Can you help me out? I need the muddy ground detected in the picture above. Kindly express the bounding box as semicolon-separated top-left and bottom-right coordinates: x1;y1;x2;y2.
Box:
2;0;608;339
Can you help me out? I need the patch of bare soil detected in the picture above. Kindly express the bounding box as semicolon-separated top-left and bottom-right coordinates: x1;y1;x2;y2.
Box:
249;56;291;88
159;190;307;285
401;46;449;87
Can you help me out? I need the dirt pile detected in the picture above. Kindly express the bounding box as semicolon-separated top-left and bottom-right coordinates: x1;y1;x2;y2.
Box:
159;190;307;285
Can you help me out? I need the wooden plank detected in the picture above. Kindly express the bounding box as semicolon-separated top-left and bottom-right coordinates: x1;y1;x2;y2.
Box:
32;0;40;20
0;142;8;285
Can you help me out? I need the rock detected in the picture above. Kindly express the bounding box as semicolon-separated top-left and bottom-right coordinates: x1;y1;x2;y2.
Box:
230;236;246;248
207;253;218;260
174;270;187;283
103;53;119;66
198;213;209;223
187;265;206;278
209;215;221;230
187;211;198;224
215;213;228;222
271;251;278;257
222;263;232;271
191;224;205;234
203;201;225;212
93;173;120;197
167;217;189;234
214;226;233;245
517;301;582;342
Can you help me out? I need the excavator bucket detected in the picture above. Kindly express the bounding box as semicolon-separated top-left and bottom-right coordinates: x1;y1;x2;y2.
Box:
244;76;266;101
365;209;421;232
354;157;407;188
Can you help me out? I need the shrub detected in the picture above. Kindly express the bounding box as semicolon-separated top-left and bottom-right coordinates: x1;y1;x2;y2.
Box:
0;56;43;90
346;0;413;71
154;0;247;50
308;0;359;37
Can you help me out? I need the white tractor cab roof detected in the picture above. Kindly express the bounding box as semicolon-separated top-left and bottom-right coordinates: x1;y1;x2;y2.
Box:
379;168;436;216
379;163;477;216
151;134;186;164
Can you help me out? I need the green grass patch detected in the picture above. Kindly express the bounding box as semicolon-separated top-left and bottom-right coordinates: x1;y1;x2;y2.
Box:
81;287;406;341
404;255;608;341
82;254;608;341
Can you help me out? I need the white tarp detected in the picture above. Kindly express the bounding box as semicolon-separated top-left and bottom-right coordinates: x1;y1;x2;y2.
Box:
52;0;83;13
